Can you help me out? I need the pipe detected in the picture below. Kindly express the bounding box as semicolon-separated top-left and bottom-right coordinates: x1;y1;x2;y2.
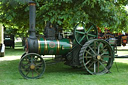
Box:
29;1;36;38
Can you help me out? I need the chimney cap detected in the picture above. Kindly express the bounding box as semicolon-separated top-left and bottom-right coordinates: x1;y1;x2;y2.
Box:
29;1;36;5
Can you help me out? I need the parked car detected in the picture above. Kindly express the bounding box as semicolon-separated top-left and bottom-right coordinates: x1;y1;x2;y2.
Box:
4;34;15;49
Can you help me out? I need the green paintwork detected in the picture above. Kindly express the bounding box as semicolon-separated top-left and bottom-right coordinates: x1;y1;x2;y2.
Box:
38;38;72;55
40;38;45;54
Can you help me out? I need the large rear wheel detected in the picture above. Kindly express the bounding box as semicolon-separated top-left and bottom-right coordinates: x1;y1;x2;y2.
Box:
79;39;114;75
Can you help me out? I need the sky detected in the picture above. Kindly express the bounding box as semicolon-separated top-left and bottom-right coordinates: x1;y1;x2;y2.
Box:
126;5;128;9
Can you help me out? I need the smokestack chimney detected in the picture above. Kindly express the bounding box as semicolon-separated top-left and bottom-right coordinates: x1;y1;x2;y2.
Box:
29;1;36;38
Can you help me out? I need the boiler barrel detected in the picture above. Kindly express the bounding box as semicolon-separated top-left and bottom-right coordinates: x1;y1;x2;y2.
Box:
38;38;72;55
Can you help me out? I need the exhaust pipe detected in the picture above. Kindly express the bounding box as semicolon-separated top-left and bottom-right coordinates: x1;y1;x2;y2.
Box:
29;1;36;38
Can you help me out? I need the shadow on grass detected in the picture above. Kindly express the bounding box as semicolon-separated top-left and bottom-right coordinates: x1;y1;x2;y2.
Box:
45;62;88;75
1;58;128;80
0;59;89;79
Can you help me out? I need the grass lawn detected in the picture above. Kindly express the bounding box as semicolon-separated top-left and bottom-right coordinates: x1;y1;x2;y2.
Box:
0;46;128;85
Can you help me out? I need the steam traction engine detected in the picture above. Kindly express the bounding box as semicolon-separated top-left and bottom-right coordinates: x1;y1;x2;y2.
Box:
19;2;115;79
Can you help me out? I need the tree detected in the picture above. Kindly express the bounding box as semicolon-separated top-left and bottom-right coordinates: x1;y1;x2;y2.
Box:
0;0;128;36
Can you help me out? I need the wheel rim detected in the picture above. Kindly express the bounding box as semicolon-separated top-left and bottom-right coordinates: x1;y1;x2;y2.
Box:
19;53;45;79
21;52;26;58
79;39;114;75
74;22;98;46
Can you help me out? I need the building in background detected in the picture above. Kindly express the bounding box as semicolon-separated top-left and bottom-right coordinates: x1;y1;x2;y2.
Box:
0;24;5;57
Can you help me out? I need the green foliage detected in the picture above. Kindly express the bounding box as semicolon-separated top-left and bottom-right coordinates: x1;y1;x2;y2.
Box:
0;0;128;36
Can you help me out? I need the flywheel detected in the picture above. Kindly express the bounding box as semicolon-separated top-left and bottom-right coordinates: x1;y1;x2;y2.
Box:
74;22;98;46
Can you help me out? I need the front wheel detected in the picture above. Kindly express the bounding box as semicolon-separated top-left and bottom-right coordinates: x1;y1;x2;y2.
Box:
19;53;46;79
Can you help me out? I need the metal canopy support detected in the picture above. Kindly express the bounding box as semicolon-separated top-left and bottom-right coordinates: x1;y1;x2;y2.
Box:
115;55;128;58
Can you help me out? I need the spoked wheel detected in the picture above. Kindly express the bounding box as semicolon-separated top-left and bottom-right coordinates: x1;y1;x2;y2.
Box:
79;39;114;75
19;53;45;79
74;22;98;46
